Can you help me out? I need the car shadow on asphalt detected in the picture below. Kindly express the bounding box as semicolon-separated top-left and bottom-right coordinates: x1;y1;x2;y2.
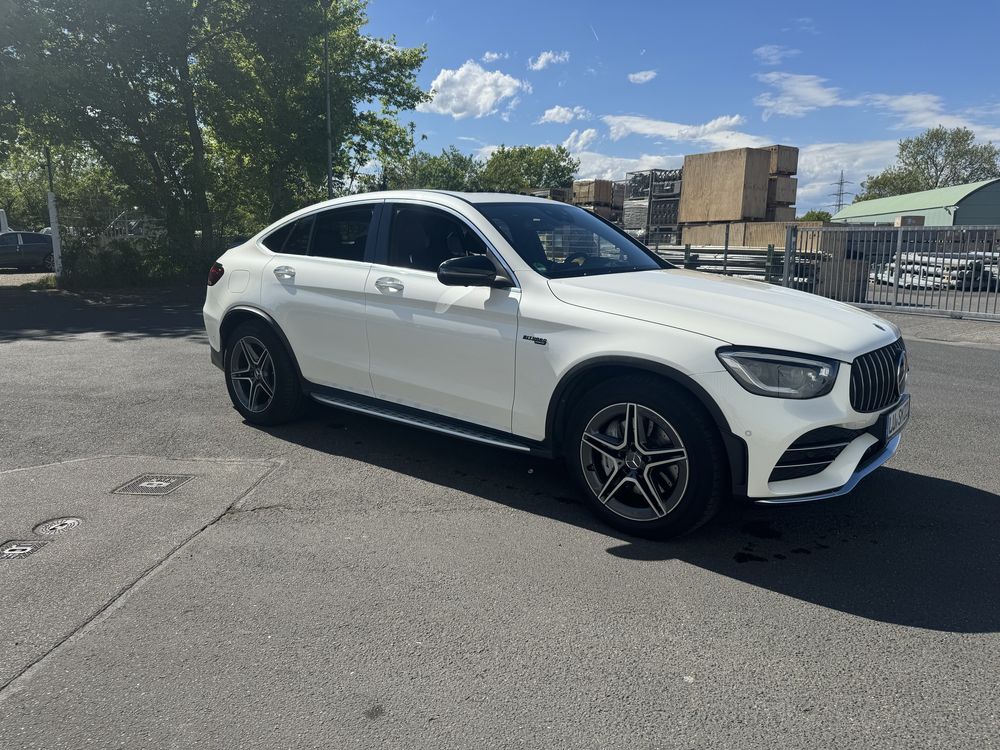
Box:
261;407;1000;635
0;287;206;343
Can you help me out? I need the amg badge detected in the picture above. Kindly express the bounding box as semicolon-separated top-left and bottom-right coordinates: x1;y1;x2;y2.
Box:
522;335;548;346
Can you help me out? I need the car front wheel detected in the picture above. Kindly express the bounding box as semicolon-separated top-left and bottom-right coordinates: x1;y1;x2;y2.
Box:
565;375;727;539
224;322;303;425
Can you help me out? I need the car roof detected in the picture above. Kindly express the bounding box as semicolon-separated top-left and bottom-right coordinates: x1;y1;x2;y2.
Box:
252;190;569;241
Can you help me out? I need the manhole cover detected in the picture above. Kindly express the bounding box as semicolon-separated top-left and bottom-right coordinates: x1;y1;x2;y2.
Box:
1;540;49;560
33;517;83;535
113;474;195;496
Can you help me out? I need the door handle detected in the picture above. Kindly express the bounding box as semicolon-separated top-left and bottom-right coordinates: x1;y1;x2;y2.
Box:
374;276;404;293
273;265;295;281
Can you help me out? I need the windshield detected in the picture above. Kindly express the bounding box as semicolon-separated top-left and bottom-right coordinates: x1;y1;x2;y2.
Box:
474;202;669;278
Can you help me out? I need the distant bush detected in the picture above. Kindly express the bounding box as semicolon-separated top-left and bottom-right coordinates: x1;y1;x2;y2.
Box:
60;236;217;289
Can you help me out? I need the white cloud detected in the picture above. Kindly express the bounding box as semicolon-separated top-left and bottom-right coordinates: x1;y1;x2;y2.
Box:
528;50;570;71
418;61;531;120
628;70;657;84
752;45;801;66
796;140;898;210
537;105;591;124
603;113;770;150
574;151;683;180
481;51;508;63
867;93;1000;140
754;72;860;120
755;69;1000;139
563;128;598;152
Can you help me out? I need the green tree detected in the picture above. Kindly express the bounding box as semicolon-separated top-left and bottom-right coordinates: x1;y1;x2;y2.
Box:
199;1;427;221
479;145;579;193
856;127;1000;201
3;0;426;250
374;147;484;191
798;210;832;222
0;138;127;232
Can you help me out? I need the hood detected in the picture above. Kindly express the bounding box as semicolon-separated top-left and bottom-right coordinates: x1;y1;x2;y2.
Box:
547;269;899;361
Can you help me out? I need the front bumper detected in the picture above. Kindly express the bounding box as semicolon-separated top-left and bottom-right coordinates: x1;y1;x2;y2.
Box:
692;368;907;500
752;433;900;504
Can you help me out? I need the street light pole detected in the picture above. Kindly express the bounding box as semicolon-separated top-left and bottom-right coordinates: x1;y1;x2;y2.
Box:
323;1;333;199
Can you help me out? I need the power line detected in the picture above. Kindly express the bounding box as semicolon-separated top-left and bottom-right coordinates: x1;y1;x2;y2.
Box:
829;170;853;212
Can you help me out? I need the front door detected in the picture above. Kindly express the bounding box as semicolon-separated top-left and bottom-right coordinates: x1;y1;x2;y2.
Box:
259;201;381;396
365;202;519;432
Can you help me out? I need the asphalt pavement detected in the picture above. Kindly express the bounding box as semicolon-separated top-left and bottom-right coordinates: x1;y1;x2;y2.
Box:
1;284;999;749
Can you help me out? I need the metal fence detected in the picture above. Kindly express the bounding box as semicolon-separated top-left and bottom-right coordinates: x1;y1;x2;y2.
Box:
790;225;1000;320
659;225;1000;321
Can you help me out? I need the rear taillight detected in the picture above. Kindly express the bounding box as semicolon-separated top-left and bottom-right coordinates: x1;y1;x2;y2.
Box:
207;262;225;286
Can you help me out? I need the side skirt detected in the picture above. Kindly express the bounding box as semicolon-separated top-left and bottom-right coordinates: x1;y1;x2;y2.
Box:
307;383;552;458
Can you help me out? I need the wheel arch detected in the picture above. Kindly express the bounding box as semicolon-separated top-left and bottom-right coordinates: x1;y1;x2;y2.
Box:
219;305;304;382
546;357;748;496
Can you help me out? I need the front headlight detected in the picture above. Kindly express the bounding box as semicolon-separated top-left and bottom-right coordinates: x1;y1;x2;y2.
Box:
717;348;839;399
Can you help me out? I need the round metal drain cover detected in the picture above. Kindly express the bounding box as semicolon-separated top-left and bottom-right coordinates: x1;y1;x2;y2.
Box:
33;517;83;536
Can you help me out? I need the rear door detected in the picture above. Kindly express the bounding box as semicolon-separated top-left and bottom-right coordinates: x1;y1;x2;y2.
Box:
364;201;520;432
259;201;382;396
18;233;52;268
0;233;18;267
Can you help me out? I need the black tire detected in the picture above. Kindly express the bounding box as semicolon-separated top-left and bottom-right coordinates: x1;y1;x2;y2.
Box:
223;321;304;425
564;375;727;539
41;253;54;272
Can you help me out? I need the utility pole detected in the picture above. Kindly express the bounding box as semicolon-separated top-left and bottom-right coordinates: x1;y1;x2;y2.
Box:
43;145;64;278
829;170;853;213
323;1;333;199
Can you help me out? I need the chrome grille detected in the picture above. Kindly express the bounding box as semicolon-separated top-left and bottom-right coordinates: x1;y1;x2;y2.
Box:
850;339;906;413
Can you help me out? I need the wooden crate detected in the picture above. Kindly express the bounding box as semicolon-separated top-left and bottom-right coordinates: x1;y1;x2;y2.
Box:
767;176;797;205
572;179;613;206
678;148;770;223
579;203;613;219
765;145;798;175
765;205;796;222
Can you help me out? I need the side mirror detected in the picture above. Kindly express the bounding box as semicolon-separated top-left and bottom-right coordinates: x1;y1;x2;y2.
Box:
437;254;512;288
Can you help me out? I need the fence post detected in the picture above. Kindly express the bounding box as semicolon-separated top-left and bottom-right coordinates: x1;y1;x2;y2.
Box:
683;244;691;268
892;227;904;307
765;244;775;283
782;226;797;287
723;224;730;275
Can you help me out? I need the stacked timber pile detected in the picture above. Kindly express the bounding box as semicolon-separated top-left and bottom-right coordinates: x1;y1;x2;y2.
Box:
571;179;615;219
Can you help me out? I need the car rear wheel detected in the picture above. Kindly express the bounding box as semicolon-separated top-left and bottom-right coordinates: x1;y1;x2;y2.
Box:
565;375;727;539
224;322;303;425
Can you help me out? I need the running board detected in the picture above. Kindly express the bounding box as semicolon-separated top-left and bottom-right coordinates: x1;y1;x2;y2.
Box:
310;392;532;453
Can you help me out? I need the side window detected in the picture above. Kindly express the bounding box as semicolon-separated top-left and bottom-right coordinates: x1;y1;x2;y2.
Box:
22;233;52;246
387;205;487;273
280;215;315;256
261;222;293;252
309;205;375;261
0;234;17;246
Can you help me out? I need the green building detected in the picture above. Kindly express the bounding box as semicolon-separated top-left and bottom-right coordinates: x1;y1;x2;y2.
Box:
831;179;1000;226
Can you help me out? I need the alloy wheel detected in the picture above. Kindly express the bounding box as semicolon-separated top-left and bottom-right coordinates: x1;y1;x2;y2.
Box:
43;253;54;272
579;402;689;522
229;336;276;413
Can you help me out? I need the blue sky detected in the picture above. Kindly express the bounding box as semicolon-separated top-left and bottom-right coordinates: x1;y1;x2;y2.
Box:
364;0;1000;211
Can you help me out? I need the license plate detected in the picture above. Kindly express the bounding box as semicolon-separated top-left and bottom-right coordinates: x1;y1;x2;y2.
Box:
885;396;910;440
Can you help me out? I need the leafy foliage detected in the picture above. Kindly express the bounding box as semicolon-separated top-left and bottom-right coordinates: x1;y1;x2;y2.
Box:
479;145;580;193
856;127;1000;201
370;147;484;192
798;210;832;222
0;138;128;232
2;0;427;253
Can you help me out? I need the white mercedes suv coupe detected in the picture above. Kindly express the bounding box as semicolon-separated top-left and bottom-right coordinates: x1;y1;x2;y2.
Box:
204;191;910;538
